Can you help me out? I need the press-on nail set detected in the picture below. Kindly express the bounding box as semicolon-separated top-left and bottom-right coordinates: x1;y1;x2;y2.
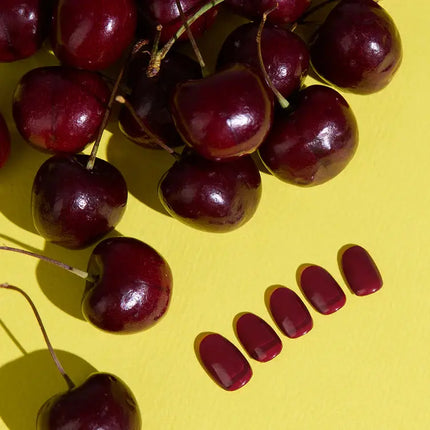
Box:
196;245;383;390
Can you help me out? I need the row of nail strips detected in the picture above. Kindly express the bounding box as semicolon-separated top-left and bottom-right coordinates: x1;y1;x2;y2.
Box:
198;245;383;390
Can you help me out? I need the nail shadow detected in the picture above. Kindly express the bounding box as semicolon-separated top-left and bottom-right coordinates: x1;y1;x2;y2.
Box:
0;344;97;430
105;122;175;216
337;243;357;295
35;230;122;321
231;311;250;342
295;263;315;308
263;284;285;326
193;331;218;386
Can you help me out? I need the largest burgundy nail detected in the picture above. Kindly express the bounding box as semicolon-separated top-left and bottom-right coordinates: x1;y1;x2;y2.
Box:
299;265;346;314
198;333;252;391
341;245;383;296
269;287;313;338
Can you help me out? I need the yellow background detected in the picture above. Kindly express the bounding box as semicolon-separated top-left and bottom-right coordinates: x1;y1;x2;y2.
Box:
0;1;429;429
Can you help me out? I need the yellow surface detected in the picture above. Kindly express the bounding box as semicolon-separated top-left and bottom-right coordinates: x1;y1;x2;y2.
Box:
0;1;429;429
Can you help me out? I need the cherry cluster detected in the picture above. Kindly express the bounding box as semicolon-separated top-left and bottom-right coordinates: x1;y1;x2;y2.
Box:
0;0;402;428
198;244;383;391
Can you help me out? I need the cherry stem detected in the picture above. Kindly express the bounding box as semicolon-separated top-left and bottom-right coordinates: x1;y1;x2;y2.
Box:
0;283;75;390
147;0;224;77
0;246;90;281
257;4;290;109
86;61;127;170
174;0;207;75
115;95;180;159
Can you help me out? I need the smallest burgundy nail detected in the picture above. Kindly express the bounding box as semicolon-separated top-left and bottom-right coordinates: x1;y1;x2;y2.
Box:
341;245;383;296
236;313;282;362
198;333;252;391
300;265;346;315
269;287;313;338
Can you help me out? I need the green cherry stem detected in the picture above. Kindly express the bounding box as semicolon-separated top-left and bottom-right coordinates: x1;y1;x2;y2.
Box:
0;283;75;390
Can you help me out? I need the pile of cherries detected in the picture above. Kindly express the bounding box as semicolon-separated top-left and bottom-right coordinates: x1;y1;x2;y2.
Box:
0;0;401;428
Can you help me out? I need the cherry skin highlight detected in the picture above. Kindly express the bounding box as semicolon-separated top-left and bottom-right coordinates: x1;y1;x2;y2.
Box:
158;150;262;232
0;113;11;167
217;22;310;99
37;373;142;429
224;0;311;26
31;154;128;249
0;0;48;62
137;0;219;44
13;66;110;153
83;237;172;333
259;85;358;186
51;0;137;70
119;51;201;149
171;64;273;161
310;0;402;94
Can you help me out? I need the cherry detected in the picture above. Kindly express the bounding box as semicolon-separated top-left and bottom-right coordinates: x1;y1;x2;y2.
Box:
0;113;11;167
310;0;402;94
224;0;311;26
31;153;128;249
217;22;310;99
258;85;358;186
0;0;49;62
0;283;142;429
83;236;172;333
13;66;110;153
170;64;273;161
50;0;137;70
119;51;201;149
137;0;219;44
158;149;262;232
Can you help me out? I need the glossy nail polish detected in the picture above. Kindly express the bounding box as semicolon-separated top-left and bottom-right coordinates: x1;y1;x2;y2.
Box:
198;333;252;391
269;287;313;338
236;313;282;362
300;265;346;314
341;245;383;296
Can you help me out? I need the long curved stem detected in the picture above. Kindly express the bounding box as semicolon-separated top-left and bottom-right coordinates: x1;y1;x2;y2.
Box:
0;246;90;280
0;283;75;390
147;0;225;77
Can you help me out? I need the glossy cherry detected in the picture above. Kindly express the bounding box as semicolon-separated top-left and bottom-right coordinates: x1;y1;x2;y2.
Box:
31;154;128;249
158;150;262;232
51;0;137;70
13;66;110;153
310;0;402;94
37;373;142;429
217;22;309;99
119;51;201;149
0;113;11;167
224;0;311;26
137;0;219;44
0;283;141;429
0;0;49;62
83;236;173;333
258;85;358;186
171;64;273;161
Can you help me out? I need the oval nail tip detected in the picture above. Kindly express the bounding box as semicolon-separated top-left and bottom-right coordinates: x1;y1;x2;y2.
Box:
340;245;383;296
252;340;283;362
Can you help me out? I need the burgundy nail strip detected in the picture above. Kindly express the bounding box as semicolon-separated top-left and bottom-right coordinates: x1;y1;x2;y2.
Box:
236;312;282;362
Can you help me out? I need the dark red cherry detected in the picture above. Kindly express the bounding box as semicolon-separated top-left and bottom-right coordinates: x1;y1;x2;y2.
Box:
224;0;311;26
158;150;262;232
137;0;219;44
310;0;402;94
217;22;309;99
13;66;110;153
171;64;273;161
258;85;358;186
83;237;172;333
51;0;137;70
0;113;11;167
0;0;49;62
119;51;201;149
31;154;128;249
37;373;141;429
